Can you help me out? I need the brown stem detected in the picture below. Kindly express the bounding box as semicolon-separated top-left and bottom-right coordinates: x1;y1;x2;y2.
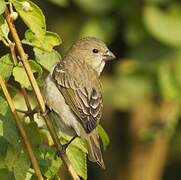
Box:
5;9;46;113
4;8;80;180
9;41;33;120
0;75;44;180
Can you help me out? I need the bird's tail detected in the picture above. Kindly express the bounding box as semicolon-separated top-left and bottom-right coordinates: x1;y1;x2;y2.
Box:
85;129;105;169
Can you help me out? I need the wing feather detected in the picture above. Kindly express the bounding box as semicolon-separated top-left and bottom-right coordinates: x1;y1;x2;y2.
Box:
52;59;102;133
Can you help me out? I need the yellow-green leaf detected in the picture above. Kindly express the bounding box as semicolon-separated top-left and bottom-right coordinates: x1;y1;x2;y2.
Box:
13;0;46;40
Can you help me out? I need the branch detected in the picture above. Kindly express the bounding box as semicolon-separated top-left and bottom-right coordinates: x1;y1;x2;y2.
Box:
0;75;44;180
9;41;34;121
4;8;80;180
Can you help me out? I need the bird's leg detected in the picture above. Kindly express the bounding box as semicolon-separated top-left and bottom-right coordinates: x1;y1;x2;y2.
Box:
41;106;50;117
61;135;78;154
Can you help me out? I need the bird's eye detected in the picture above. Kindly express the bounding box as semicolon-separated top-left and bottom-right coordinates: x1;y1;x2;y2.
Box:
92;49;99;53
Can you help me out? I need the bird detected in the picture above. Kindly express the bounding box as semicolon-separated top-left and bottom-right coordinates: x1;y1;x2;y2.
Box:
43;37;115;169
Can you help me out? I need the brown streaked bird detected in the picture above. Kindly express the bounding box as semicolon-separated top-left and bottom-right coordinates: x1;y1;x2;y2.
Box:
43;37;115;168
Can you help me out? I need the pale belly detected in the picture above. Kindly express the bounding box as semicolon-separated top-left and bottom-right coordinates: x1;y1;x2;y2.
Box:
43;75;84;137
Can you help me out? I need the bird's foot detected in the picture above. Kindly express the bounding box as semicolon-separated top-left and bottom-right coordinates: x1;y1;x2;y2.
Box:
41;107;50;117
56;135;78;156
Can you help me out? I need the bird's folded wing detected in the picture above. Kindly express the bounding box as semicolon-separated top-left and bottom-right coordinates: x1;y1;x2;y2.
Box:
52;61;103;133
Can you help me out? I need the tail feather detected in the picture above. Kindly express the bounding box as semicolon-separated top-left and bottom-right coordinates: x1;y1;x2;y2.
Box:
86;129;105;169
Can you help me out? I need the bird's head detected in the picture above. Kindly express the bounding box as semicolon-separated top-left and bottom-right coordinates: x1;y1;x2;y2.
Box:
67;37;115;75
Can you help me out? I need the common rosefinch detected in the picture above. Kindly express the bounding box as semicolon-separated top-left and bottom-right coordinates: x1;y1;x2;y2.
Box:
43;37;115;168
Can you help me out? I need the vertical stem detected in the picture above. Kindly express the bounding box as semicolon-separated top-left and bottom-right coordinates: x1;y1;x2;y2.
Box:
4;9;46;113
4;8;80;180
0;75;44;180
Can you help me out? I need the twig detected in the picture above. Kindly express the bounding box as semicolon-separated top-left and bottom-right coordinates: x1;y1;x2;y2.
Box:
9;41;34;120
0;75;44;180
4;8;80;180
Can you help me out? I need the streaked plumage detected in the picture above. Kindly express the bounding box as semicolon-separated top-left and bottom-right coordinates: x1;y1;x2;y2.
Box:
43;37;115;168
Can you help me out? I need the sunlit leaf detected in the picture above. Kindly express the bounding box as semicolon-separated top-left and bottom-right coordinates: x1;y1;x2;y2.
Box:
22;30;62;51
13;0;46;40
0;0;6;15
0;54;13;81
96;125;110;150
34;47;61;71
60;132;88;153
13;60;43;88
67;145;87;180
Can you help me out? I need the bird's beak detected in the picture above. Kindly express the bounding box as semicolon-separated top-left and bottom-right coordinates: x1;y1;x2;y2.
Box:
103;50;115;61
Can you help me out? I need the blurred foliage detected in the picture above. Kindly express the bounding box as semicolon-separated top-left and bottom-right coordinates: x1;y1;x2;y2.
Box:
0;0;181;179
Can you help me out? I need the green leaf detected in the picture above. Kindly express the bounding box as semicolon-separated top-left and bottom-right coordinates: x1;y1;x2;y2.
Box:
0;54;13;81
14;152;30;180
0;120;3;136
34;47;61;71
144;5;181;47
67;145;87;180
38;145;62;178
60;132;88;153
22;30;62;51
0;137;8;157
5;145;21;171
43;157;62;178
0;169;15;180
0;95;8;116
13;60;43;88
2;111;21;148
13;0;46;40
0;0;6;15
96;125;110;150
24;122;42;145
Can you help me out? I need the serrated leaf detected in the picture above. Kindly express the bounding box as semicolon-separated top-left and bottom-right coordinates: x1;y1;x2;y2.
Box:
34;47;61;71
13;60;43;88
60;132;88;153
0;54;13;81
14;152;30;180
144;5;181;47
96;125;110;150
67;145;87;180
22;30;62;51
0;0;6;15
13;0;46;40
